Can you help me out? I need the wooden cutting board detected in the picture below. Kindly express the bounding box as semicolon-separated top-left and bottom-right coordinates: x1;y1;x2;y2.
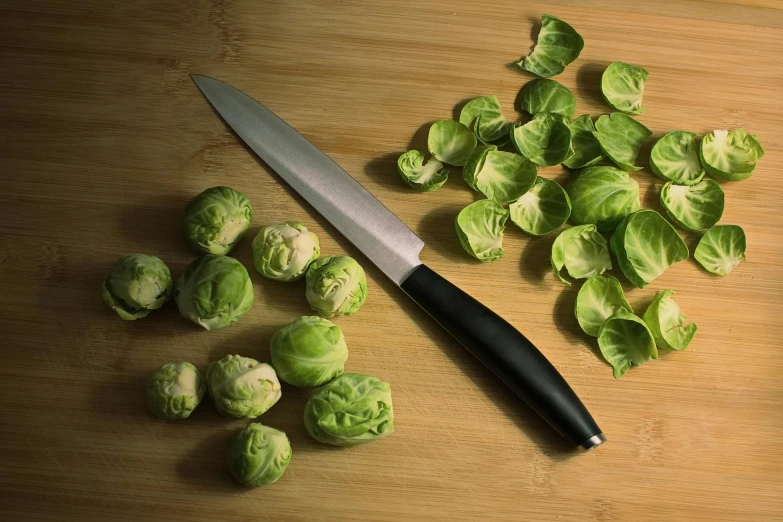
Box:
2;1;782;520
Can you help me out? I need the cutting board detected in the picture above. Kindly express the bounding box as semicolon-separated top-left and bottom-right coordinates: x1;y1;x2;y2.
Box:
2;1;782;520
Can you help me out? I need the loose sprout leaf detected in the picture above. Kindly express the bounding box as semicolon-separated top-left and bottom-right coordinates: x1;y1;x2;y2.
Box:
563;115;604;169
509;177;571;236
700;129;764;181
660;179;724;232
396;150;449;192
428;120;477;166
593;113;652;171
516;14;584;78
575;275;633;337
598;309;658;379
694;225;746;276
601;62;649;115
510;113;573;166
475;151;538;204
459;96;512;145
551;224;612;285
567;166;641;232
649;131;705;185
642;290;697;351
455;200;509;262
463;144;497;190
610;210;689;289
516;79;576;118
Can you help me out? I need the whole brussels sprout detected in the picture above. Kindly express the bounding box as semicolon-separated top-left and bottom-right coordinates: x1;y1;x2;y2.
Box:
175;255;254;330
101;254;173;320
252;222;320;282
305;256;367;318
181;186;253;255
303;373;393;447
226;422;291;487
146;362;205;419
206;355;281;419
270;316;348;388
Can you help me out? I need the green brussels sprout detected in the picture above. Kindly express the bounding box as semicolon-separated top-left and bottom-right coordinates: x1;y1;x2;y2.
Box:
563;115;603;169
397;150;449;192
459;95;512;145
101;254;173;320
551;225;612;285
593;113;652;171
601;62;649;115
181;186;253;255
509;177;571;236
598;309;658;379
649;131;705;185
252;222;320;282
694;225;746;276
455;200;509;262
566;166;641;232
462;144;497;191
510;113;573;167
469;150;537;204
303;373;393;447
226;422;291;487
515;79;576;118
305;256;368;318
642;290;697;351
610;210;689;289
427;120;477;166
700;129;764;181
146;362;205;419
516;14;583;78
660;179;724;232
575;275;632;337
270;316;348;388
206;355;282;419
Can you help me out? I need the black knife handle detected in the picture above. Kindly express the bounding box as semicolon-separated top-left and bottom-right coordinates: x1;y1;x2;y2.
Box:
400;264;605;450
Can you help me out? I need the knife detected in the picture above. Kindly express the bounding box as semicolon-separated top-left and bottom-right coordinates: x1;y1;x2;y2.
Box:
191;75;606;451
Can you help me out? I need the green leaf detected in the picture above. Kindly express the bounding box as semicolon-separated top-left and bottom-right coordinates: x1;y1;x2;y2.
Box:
601;62;649;115
693;225;746;276
551;224;612;285
575;275;633;337
515;79;576;118
459;95;512;145
462;144;497;190
427;120;477;166
509;177;571;236
396;150;449;192
598;309;658;379
649;131;705;185
642;290;697;351
516;14;584;77
700;129;764;181
660;179;724;232
563;115;603;169
566;166;640;232
474;151;537;204
510;113;572;166
455;200;509;262
593;113;652;171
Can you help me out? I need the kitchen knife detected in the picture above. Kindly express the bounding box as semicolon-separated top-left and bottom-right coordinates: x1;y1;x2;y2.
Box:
191;74;605;451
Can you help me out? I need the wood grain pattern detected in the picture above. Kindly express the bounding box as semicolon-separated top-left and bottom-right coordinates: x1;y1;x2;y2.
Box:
2;1;783;520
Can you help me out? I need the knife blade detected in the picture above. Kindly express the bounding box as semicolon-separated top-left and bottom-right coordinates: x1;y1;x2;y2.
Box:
192;74;605;451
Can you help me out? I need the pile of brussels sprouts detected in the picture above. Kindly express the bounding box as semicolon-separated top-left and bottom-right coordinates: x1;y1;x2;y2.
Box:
102;187;393;487
398;14;761;378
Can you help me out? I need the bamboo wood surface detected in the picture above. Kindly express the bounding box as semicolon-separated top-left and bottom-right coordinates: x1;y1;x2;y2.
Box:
1;1;783;520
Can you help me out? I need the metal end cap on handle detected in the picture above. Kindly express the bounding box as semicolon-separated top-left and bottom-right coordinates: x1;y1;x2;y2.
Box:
579;433;607;452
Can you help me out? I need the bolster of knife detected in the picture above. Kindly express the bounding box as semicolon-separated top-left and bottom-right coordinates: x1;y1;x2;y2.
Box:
400;264;605;451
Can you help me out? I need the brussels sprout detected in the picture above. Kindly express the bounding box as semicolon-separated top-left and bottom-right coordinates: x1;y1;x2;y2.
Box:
101;254;173;320
563;115;603;169
226;423;291;487
459;95;512;145
427;120;477;166
516;14;584;78
509;177;571;236
610;210;689;289
303;373;393;447
515;79;576;119
472;151;537;204
575;275;633;337
397;150;449;192
566;166;641;232
175;255;254;330
551;225;612;285
455;200;509;262
462;144;497;190
700;129;764;181
206;355;282;419
510;113;572;167
252;222;320;282
305;256;368;318
694;225;746;276
649;131;705;185
270;316;348;388
598;309;658;379
181;187;253;255
601;62;648;115
593;113;652;171
660;179;724;232
146;362;205;419
642;290;697;351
